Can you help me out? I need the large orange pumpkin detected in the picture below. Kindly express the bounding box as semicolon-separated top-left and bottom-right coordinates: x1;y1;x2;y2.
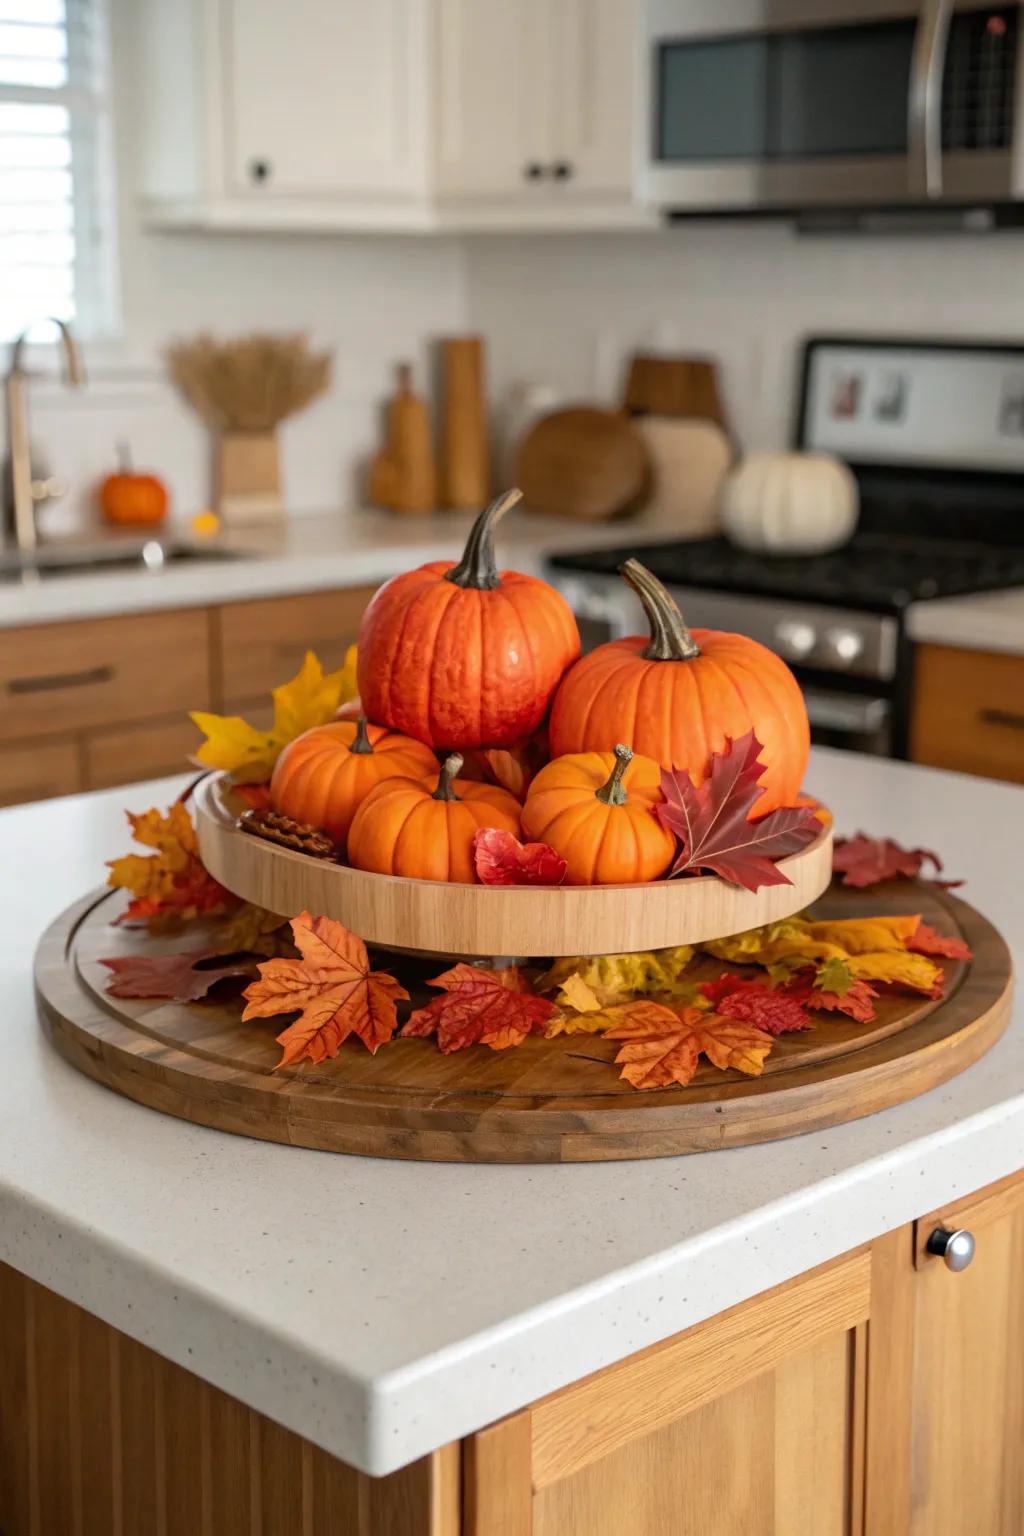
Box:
347;753;521;883
548;559;809;815
521;744;674;886
270;718;436;849
356;489;580;750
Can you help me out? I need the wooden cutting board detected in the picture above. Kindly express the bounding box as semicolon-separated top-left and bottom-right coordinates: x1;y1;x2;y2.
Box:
514;407;650;521
623;354;729;434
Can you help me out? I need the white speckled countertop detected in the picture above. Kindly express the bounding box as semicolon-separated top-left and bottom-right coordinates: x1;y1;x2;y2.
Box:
906;587;1024;656
0;750;1021;1475
0;507;685;629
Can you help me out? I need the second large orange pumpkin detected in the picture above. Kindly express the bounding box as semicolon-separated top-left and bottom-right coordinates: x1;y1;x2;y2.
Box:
356;489;580;750
548;559;809;815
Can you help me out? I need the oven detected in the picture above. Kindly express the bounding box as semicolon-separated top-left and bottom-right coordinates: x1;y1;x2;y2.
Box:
645;0;1024;215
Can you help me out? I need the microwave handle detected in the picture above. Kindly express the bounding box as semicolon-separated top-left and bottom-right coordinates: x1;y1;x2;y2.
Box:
909;0;954;197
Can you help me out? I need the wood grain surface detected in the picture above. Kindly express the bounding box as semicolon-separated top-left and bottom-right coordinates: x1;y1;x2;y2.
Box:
34;878;1012;1164
193;773;834;958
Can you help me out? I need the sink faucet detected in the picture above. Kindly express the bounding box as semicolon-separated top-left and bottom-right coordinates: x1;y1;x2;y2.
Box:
3;318;84;554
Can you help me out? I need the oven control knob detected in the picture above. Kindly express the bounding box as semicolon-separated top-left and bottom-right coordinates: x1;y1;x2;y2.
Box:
821;627;865;666
773;619;817;660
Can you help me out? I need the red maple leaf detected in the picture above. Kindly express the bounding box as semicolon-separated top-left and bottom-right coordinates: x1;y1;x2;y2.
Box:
234;783;274;813
657;732;821;891
604;1000;774;1089
472;828;567;887
402;963;555;1052
832;833;961;890
242;911;408;1066
783;969;879;1023
699;973;811;1035
907;920;973;962
101;949;256;1001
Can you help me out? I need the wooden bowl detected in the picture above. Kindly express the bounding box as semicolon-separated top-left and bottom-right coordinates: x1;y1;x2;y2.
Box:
194;775;833;958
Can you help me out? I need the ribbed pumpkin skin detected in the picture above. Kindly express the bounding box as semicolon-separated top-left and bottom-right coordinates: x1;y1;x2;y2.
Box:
356;563;580;751
521;751;674;886
270;721;436;848
347;772;521;883
548;630;810;816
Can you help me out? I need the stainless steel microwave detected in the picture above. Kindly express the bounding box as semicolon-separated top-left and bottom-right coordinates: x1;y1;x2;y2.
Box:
645;1;1024;216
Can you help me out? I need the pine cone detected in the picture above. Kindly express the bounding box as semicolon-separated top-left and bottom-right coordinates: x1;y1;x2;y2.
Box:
238;808;337;859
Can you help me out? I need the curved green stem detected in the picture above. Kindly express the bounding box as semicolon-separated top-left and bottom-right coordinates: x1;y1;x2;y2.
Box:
619;558;701;661
445;488;523;591
350;716;374;755
595;743;632;806
432;753;463;801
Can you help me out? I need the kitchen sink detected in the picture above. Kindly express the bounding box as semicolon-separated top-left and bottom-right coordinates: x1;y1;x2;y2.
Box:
0;539;252;583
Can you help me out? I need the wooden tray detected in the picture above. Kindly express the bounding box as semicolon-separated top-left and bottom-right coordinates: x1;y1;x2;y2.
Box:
193;774;834;958
35;883;1012;1164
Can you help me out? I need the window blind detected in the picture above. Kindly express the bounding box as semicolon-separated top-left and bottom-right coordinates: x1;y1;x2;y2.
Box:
0;0;113;343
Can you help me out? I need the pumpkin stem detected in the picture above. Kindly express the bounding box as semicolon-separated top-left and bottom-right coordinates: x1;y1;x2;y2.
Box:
432;753;463;801
350;716;374;755
619;558;701;662
445;489;523;591
595;743;633;806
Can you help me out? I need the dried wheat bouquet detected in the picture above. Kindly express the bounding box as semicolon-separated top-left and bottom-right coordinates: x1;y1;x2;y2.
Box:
165;332;332;432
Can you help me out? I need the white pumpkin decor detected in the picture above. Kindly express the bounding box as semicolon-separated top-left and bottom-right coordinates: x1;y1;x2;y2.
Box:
720;451;859;556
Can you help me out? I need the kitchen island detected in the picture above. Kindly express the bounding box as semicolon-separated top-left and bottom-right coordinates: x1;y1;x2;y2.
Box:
1;748;1022;1535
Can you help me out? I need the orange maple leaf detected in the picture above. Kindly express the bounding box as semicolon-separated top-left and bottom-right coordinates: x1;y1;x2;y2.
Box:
604;1000;774;1090
402;963;556;1053
107;803;233;926
242;911;408;1067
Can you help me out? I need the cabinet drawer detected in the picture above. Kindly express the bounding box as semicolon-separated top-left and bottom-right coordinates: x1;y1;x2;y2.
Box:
218;588;373;702
83;717;201;792
0;610;212;744
0;738;81;806
910;644;1024;784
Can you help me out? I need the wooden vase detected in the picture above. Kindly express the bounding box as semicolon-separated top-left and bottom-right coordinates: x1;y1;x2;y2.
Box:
440;336;490;512
367;363;437;515
214;430;283;523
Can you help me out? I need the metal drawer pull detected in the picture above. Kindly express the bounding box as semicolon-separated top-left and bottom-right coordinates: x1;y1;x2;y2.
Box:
926;1227;975;1272
979;707;1024;732
7;664;114;695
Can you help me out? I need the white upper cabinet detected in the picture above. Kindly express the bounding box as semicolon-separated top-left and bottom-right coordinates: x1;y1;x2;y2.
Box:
224;0;426;199
138;0;645;231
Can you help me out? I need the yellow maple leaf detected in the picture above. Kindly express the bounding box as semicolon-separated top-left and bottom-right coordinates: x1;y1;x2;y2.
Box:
537;945;695;1006
545;1007;618;1038
107;803;230;924
191;649;354;783
703;916;811;965
846;950;942;995
554;974;604;1013
804;915;921;955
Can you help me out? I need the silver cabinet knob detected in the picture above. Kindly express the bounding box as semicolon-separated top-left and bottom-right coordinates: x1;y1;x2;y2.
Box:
926;1227;976;1271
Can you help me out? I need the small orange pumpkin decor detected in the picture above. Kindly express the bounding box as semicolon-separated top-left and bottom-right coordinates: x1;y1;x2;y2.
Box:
270;718;436;850
356;488;580;751
548;559;810;815
348;753;521;883
98;443;169;528
521;743;674;886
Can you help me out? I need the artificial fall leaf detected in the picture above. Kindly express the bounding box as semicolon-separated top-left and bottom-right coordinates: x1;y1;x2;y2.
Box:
658;732;821;891
698;974;811;1036
537;946;695;1006
402;963;555;1053
703;917;811;965
845;949;944;998
234;783;274;813
100;949;255;1001
804;914;921;954
553;973;604;1013
242;911;408;1067
605;1001;774;1090
209;902;291;958
471;828;567;887
191;650;353;783
107;803;233;926
813;955;857;996
832;833;959;889
908;921;973;962
545;1007;619;1038
800;977;879;1023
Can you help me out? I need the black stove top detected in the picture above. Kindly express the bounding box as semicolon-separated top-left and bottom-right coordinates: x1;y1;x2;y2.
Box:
549;532;1024;615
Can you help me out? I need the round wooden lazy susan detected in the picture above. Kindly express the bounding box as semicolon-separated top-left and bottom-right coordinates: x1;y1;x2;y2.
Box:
36;883;1012;1164
193;773;835;958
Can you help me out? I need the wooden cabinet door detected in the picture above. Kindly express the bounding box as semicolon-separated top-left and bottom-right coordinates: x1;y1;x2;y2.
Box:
910;644;1024;784
218;588;373;714
433;0;550;197
223;0;427;198
547;0;636;197
465;1250;870;1536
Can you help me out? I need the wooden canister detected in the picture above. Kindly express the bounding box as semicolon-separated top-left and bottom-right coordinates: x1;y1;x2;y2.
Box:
440;336;490;511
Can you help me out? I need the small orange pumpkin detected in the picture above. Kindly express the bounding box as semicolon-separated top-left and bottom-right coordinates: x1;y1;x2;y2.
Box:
98;444;169;528
521;743;674;886
548;559;810;815
270;717;436;850
348;753;521;883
